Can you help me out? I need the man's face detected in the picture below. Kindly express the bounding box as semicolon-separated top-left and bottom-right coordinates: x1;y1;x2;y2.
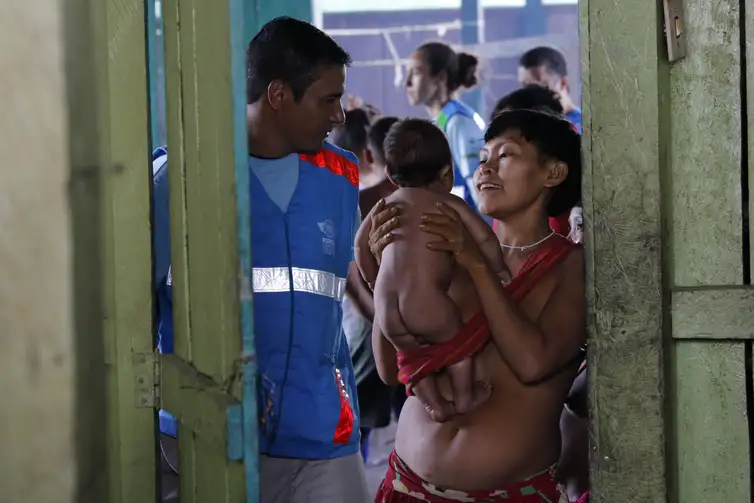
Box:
279;64;347;154
518;65;567;97
405;52;439;107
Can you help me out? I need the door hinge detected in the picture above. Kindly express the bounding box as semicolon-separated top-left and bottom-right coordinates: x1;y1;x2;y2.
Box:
134;352;161;408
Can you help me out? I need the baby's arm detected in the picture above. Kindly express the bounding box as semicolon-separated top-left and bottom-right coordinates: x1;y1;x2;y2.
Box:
354;207;379;288
448;199;506;275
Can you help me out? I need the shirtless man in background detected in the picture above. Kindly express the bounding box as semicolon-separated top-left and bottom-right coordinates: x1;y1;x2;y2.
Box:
356;118;506;422
368;109;583;502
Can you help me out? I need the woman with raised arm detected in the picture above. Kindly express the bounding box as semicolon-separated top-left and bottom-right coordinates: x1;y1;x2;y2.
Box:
369;109;585;503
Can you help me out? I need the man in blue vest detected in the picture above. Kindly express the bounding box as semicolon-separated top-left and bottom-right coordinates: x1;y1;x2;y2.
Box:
153;16;369;502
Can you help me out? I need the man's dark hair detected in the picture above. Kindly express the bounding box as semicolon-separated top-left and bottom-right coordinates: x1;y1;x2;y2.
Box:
490;85;563;120
367;116;400;165
485;109;581;217
519;47;568;78
417;42;480;93
329;109;371;154
246;16;352;104
384;119;452;187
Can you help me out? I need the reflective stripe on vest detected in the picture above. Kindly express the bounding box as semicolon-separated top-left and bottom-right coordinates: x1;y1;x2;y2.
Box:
252;266;347;300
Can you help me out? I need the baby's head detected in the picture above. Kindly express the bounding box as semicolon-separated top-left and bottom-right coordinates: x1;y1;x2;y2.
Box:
383;118;454;190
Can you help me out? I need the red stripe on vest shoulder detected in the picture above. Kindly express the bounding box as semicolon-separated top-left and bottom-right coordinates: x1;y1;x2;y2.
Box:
300;148;359;187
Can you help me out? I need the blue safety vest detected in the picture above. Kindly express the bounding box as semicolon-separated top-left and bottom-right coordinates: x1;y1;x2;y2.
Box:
151;143;361;459
252;143;361;459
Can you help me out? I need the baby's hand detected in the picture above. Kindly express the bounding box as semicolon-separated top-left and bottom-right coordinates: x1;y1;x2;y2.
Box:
413;378;455;423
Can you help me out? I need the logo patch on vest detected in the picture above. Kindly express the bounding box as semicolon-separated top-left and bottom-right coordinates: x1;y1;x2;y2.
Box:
317;219;336;256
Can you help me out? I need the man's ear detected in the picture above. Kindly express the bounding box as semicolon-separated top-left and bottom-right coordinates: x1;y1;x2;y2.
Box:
543;160;568;188
267;80;286;111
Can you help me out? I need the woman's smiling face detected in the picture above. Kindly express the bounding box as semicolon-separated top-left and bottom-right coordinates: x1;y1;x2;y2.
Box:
474;130;553;219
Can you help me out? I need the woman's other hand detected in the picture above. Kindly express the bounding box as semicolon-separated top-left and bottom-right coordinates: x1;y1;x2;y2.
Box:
368;199;401;265
420;202;486;270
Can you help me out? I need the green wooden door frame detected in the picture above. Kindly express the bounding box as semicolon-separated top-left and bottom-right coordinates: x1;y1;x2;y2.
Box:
580;0;667;501
91;0;161;501
584;0;754;501
161;0;251;500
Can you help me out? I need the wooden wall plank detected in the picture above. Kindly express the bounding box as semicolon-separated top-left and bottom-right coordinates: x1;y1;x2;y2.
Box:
674;341;750;502
0;1;89;501
163;0;246;499
672;287;754;339
746;0;754;272
580;0;667;501
63;0;111;499
670;0;743;287
182;0;242;386
93;0;159;500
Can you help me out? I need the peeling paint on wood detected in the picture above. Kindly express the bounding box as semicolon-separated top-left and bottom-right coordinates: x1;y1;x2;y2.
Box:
163;0;245;499
669;0;743;287
674;342;749;503
580;0;667;501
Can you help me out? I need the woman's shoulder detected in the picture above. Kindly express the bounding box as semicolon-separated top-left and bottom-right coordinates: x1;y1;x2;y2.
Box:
555;244;585;297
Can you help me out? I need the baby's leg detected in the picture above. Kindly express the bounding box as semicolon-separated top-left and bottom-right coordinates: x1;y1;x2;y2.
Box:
412;376;454;423
398;280;461;344
397;281;462;421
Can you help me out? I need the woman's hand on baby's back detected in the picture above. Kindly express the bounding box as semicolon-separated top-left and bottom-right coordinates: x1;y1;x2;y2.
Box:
368;199;401;264
420;202;486;270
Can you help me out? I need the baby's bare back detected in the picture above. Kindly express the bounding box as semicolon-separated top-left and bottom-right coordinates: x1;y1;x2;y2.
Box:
381;188;456;285
374;188;471;343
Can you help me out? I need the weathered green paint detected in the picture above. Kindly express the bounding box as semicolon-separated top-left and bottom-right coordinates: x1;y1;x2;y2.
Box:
63;0;111;499
162;355;239;455
669;0;743;287
162;0;245;498
664;1;749;501
580;0;667;501
92;0;159;500
672;287;754;339
674;342;750;502
747;0;754;270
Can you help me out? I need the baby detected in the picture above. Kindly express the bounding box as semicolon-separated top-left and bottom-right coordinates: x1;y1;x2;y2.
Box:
355;118;506;421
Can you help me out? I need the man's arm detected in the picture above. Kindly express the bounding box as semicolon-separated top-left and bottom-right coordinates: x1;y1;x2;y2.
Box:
467;249;586;385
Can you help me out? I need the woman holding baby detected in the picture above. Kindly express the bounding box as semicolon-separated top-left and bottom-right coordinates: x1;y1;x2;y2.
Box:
368;109;586;503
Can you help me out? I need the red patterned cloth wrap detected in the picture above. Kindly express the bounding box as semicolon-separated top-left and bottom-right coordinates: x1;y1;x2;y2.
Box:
375;450;568;503
396;235;579;395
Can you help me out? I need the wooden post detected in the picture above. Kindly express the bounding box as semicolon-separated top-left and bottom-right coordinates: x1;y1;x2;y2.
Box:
580;0;668;501
0;0;109;502
161;0;247;499
86;0;161;500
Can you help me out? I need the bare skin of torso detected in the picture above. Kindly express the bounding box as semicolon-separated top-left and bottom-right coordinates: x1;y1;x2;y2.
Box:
393;249;582;492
